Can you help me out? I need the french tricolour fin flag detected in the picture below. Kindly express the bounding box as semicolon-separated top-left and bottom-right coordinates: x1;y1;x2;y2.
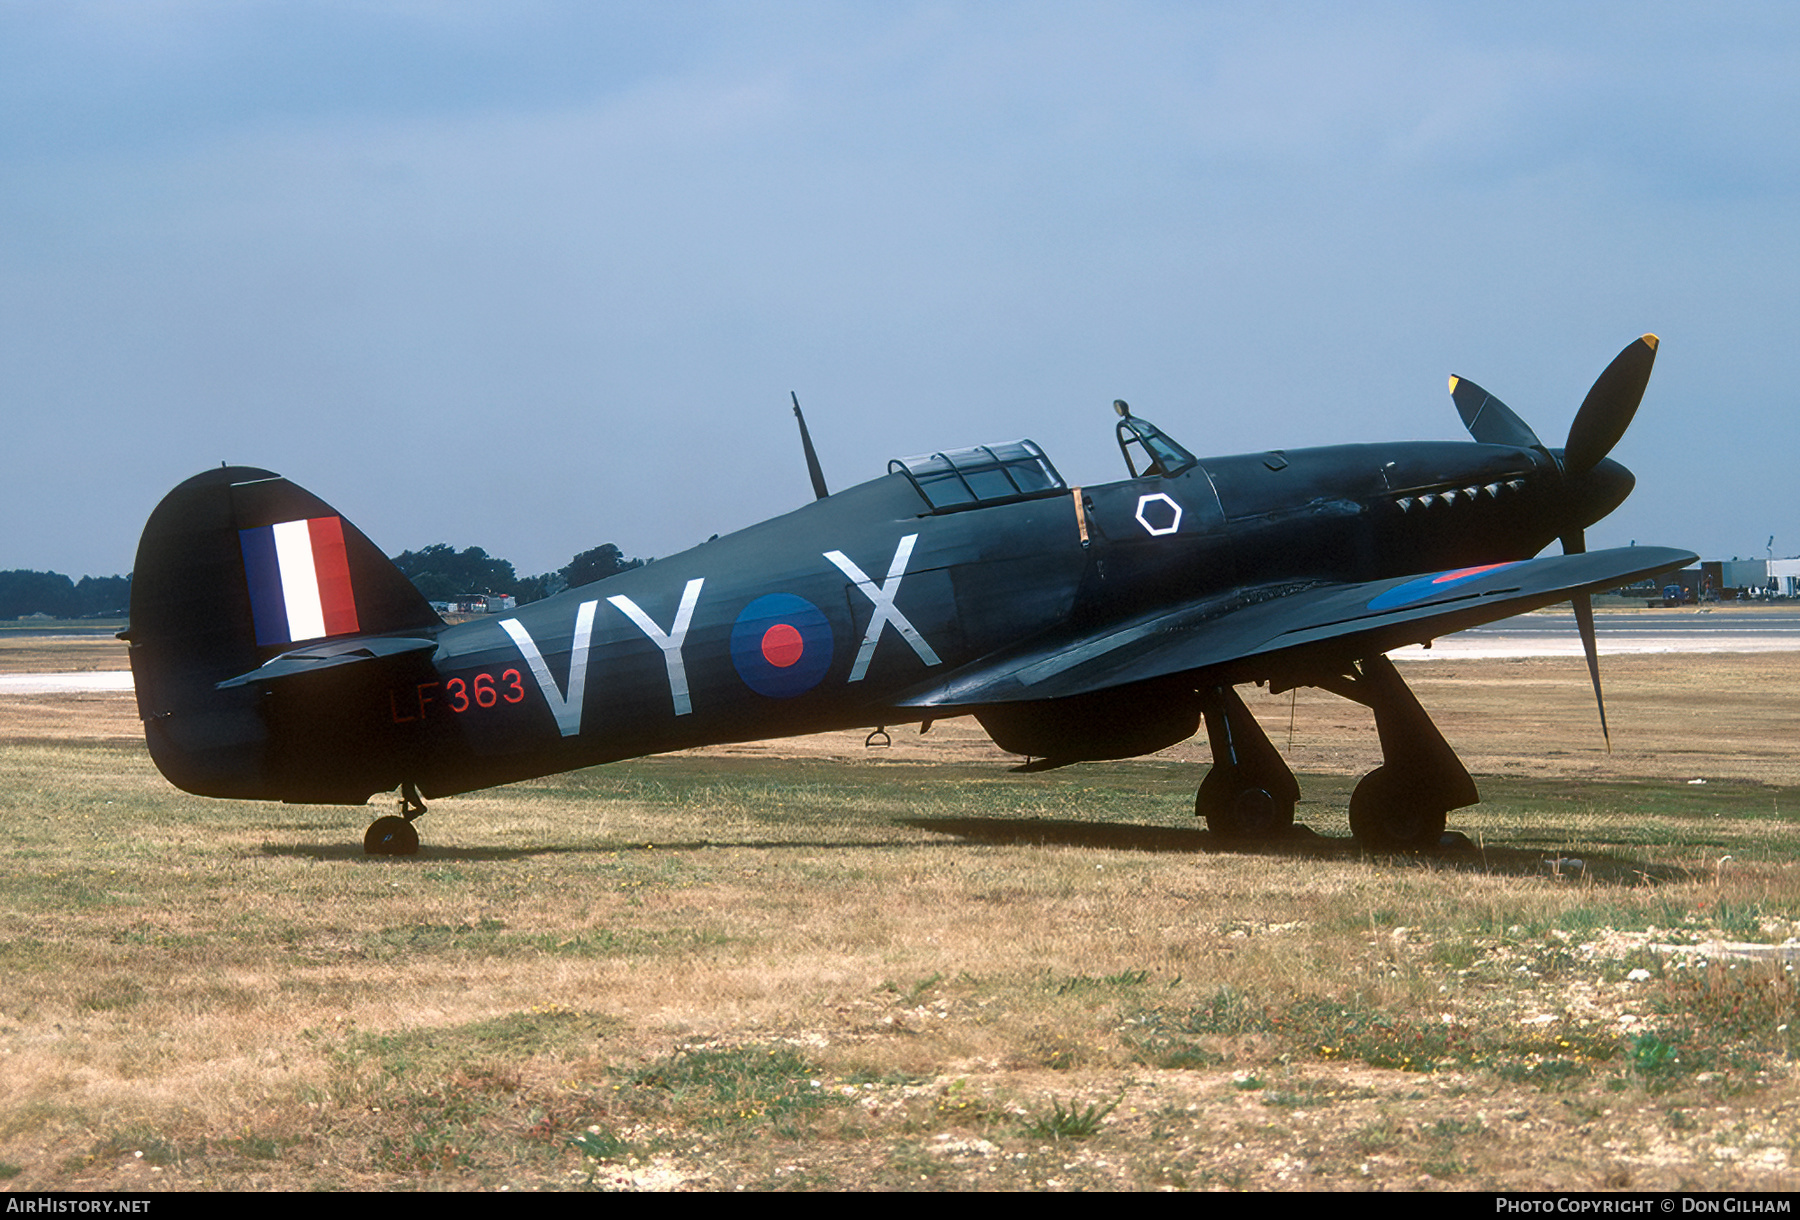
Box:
239;517;361;646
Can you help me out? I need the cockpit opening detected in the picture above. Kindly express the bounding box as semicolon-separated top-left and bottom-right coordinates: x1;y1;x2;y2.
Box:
1113;400;1197;479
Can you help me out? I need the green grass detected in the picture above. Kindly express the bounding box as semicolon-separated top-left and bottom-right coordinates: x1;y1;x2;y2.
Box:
339;1007;621;1081
1020;1095;1120;1140
1;733;1797;1190
618;1045;841;1134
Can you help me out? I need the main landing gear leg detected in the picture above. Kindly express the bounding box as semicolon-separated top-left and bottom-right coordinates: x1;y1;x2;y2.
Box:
1316;655;1478;849
1195;685;1300;838
364;781;426;856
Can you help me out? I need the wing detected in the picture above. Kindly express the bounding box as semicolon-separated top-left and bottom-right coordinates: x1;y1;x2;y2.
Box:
898;545;1695;708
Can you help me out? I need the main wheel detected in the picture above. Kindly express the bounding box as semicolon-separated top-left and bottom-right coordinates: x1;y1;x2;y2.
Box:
1197;774;1295;838
1348;766;1447;849
364;815;420;856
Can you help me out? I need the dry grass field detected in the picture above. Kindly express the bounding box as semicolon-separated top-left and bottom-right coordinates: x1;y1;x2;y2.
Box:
0;632;1795;1191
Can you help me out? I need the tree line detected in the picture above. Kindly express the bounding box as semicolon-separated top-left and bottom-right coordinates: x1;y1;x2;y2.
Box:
0;541;639;620
0;572;132;619
389;542;642;605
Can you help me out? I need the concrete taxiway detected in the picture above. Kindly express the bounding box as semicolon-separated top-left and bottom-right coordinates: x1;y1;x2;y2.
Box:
1391;609;1800;659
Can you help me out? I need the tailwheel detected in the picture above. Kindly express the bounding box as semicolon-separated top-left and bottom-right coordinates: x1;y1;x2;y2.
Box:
1197;771;1295;838
1347;766;1447;849
364;815;420;856
365;781;426;856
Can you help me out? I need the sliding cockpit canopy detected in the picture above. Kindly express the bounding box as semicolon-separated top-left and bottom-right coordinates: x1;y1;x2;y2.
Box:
889;440;1066;513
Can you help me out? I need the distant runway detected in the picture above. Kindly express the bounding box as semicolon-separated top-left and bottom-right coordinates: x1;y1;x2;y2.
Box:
3;611;1796;693
0;671;136;694
1391;610;1800;659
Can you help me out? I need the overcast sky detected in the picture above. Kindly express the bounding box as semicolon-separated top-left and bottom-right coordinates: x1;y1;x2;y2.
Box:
4;1;1795;581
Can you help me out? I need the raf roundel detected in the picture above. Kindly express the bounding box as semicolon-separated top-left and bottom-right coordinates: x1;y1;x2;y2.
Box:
730;593;835;698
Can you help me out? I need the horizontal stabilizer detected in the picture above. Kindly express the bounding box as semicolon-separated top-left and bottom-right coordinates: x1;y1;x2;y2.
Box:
216;635;439;689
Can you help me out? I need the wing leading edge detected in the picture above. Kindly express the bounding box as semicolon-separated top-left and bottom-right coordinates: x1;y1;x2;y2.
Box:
898;545;1696;709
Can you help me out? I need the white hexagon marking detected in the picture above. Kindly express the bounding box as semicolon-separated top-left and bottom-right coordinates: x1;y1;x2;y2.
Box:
1135;492;1183;536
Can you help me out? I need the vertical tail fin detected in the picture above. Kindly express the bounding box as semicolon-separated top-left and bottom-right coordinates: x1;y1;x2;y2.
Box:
127;467;442;802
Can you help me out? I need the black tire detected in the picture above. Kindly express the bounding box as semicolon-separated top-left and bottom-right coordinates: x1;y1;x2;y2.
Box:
364;815;420;856
1198;776;1295;838
1348;766;1447;849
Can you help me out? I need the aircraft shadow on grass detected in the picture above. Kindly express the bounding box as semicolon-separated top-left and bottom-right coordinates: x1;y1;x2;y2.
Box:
256;837;909;864
255;821;1693;887
900;816;1696;883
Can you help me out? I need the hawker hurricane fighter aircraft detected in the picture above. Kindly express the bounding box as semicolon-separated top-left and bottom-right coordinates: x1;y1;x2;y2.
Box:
126;336;1692;853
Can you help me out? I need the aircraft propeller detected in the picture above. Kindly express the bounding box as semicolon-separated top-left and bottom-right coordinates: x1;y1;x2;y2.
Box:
1449;334;1661;751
